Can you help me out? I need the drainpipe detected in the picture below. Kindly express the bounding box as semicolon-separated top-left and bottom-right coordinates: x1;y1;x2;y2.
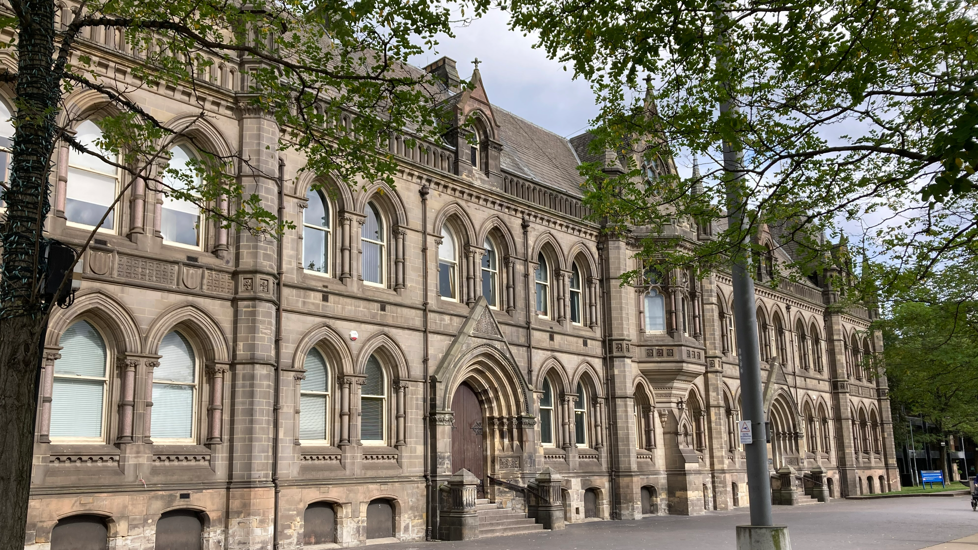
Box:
420;184;432;540
272;158;285;549
596;239;620;519
522;215;533;385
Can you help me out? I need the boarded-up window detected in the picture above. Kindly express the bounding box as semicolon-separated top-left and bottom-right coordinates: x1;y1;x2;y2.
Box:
366;499;394;539
52;515;107;550
584;489;598;518
156;510;202;550
303;502;337;545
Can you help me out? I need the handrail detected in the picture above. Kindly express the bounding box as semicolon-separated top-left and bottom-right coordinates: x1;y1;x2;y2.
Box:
488;475;550;504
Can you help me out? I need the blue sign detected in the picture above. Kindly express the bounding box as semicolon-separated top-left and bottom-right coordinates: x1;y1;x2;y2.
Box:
920;470;945;488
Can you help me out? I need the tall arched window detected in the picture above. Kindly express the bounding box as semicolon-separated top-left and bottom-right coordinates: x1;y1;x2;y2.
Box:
818;406;831;452
470;130;480;169
51;320;109;440
0;100;12;210
540;378;555;446
644;289;666;333
681;296;690;335
300;348;330;443
153;331;198;441
535;253;550;318
161;145;203;248
361;355;386;444
574;381;588;447
439;226;458;300
66;120;120;231
775;316;787;362
482;237;498;308
303;189;331;274
634;400;643;449
852;336;863;380
361;202;386;285
811;325;824;373
796;321;809;370
719;303;731;353
570;263;583;325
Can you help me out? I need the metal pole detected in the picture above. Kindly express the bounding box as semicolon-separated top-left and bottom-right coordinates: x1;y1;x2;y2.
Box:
721;103;773;527
908;418;917;486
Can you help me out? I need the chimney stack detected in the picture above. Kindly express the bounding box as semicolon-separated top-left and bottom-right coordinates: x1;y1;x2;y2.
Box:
424;56;460;91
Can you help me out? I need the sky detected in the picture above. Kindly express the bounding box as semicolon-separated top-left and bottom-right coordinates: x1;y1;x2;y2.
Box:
409;8;598;142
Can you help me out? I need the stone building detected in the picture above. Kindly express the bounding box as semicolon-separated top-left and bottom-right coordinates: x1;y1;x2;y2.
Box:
12;29;899;549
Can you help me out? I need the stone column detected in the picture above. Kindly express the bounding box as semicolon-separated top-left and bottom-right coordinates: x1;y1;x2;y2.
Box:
438;469;480;540
534;467;566;530
54;143;68;218
116;358;139;444
594;397;605;451
143;360;159;443
339;376;353;446
563;394;574;450
692;281;703;340
669;287;679;337
340;215;353;284
588;277;599;329
128;177;146;240
37;351;60;443
214;195;229;259
206;362;229;444
293;373;305;445
395;227;406;291
395;382;407;448
465;246;477;306
353;378;365;445
556;269;566;324
505;257;516;315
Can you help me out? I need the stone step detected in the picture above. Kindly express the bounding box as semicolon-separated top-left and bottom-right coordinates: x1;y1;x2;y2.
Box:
475;503;502;511
479;523;545;538
477;507;520;516
795;496;821;506
478;516;539;528
475;498;491;506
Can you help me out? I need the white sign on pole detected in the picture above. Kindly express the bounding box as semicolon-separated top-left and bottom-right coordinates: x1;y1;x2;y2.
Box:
738;420;753;445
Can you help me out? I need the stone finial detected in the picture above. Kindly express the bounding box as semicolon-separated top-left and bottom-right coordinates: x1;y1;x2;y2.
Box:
451;468;481;485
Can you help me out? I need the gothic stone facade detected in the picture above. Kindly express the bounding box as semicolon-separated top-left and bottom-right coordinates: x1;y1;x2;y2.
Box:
17;40;899;549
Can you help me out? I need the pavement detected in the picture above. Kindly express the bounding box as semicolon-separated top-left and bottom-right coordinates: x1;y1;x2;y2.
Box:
382;495;978;550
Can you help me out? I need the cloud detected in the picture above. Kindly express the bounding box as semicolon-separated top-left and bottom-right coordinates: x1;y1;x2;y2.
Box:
409;9;599;139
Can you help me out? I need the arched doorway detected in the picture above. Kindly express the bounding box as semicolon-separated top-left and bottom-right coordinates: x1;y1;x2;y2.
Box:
452;382;486;497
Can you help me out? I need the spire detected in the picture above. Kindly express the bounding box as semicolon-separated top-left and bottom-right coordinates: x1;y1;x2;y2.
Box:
643;75;658;116
691;157;704;195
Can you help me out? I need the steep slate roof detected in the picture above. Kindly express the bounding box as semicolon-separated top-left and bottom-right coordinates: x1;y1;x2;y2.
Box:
493;107;585;198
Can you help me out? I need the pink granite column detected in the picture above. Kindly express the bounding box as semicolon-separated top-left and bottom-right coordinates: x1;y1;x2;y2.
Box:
206;362;229;444
143;360;158;443
116;358;138;443
37;350;60;443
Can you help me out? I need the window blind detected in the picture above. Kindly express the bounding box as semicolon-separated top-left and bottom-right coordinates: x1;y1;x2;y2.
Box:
51;321;107;439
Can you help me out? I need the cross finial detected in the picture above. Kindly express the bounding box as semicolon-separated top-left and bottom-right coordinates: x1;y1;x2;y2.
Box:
472;57;482;71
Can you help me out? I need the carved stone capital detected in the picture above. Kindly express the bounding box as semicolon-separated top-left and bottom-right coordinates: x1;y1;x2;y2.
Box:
145;360;160;370
207;363;230;376
43;352;62;365
433;411;455;426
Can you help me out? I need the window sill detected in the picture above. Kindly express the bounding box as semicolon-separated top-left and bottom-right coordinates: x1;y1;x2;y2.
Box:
300;445;342;463
47;443;121;466
152;444;211;465
361;446;399;464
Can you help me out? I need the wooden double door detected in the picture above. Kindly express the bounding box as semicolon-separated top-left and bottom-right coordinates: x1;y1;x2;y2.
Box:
451;383;487;498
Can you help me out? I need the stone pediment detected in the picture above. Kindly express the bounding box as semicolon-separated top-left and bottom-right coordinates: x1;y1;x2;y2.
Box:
432;296;519;382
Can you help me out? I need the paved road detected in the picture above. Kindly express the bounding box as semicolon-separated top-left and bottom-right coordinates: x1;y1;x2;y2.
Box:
384;496;978;550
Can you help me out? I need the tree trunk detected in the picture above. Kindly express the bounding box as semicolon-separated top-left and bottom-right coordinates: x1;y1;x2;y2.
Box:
0;316;46;549
0;0;60;545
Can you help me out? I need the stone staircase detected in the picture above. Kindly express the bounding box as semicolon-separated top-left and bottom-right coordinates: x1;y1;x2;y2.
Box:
476;499;545;538
795;493;822;505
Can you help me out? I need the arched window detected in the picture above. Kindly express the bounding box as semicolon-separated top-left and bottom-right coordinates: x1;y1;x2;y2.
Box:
774;316;787;363
535;253;550;318
300;348;330;443
570;263;583;325
66;120;120;231
153;331;198;442
361;202;386;285
756;309;770;361
863;339;874;379
51;320;108;441
51;515;108;550
156;510;203;550
470;130;480;168
304;502;337;545
439;226;458;300
303;188;331;274
366;499;394;539
161;145;203;248
482;237;498;308
0;100;12;210
810;325;823;373
644;289;666;333
574;381;588;447
681;296;691;335
852;336;863;380
540;378;556;446
719;302;731;353
361;355;386;444
818;406;831;452
796;321;809;370
633;399;643;449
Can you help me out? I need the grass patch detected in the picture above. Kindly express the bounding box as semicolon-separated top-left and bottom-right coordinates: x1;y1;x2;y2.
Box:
879;481;970;495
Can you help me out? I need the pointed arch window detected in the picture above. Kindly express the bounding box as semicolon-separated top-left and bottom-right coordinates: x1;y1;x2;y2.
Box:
535;253;550;318
634;398;645;449
439;226;458;300
300;348;330;443
361;202;386;285
574;381;589;447
66;120;120;231
0;100;11;210
470;130;480;169
644;289;666;333
540;378;556;446
811;325;824;373
570;263;583;325
303;189;331;274
161;145;203;248
482;237;498;308
361;355;387;444
153;331;198;441
681;296;690;335
51;320;109;441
